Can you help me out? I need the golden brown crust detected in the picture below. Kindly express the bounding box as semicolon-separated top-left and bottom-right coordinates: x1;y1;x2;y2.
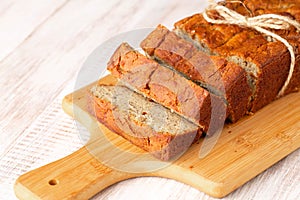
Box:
174;3;300;112
240;0;300;18
238;0;300;97
141;25;251;122
107;43;227;133
174;14;246;51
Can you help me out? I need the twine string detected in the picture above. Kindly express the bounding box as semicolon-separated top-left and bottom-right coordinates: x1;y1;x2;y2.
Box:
203;0;300;97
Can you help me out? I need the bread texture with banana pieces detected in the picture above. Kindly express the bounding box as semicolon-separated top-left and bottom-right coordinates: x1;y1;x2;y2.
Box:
89;84;199;161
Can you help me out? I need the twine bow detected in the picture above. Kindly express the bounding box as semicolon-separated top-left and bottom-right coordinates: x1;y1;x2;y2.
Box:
203;0;300;97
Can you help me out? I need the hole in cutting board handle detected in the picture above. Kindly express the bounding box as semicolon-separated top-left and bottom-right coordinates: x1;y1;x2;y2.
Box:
48;179;59;186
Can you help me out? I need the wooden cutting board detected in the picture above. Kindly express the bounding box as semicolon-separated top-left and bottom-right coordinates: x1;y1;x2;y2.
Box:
14;75;300;199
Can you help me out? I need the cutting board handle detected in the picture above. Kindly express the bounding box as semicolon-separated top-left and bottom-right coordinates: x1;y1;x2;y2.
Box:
14;146;132;200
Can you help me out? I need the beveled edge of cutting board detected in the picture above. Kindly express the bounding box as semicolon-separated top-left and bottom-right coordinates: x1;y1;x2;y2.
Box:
61;75;300;198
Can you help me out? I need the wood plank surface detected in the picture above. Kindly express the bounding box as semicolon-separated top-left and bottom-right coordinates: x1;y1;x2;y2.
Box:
0;0;202;156
1;1;299;199
14;75;300;199
0;0;68;61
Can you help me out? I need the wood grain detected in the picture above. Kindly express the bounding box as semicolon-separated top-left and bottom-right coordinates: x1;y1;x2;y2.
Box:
14;146;132;200
1;1;299;199
14;75;300;199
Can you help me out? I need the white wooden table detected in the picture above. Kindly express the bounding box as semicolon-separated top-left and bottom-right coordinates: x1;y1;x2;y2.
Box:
0;1;299;199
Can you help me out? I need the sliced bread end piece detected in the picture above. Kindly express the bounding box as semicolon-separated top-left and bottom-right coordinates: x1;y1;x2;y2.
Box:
89;84;200;161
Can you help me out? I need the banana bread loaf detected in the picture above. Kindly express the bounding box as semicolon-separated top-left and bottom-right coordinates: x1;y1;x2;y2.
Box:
107;42;227;134
141;25;252;122
174;2;300;112
227;0;300;95
90;0;300;160
89;84;199;161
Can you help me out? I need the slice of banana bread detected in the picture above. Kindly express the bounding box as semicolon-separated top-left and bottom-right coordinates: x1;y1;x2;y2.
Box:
89;84;199;161
107;42;227;134
141;25;252;122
